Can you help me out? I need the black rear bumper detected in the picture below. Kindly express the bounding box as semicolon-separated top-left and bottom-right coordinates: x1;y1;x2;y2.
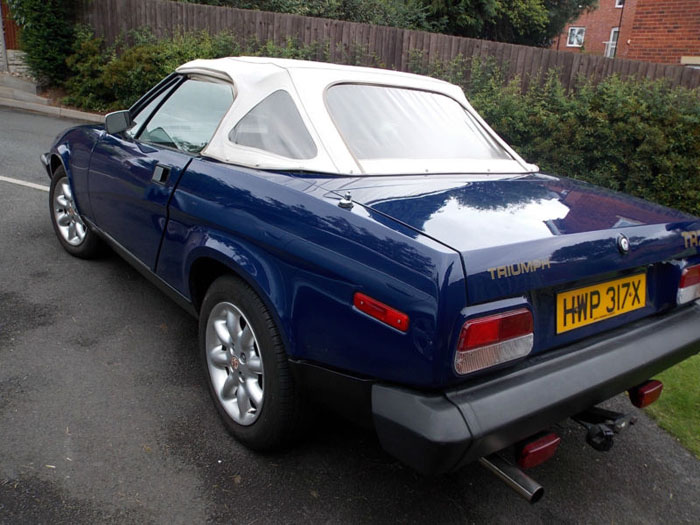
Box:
371;303;700;474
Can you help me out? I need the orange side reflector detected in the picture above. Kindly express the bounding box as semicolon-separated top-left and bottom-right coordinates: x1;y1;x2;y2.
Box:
353;292;409;332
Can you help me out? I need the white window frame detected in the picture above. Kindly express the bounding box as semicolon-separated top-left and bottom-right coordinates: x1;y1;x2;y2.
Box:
567;27;586;48
604;27;620;58
680;56;700;69
615;0;624;8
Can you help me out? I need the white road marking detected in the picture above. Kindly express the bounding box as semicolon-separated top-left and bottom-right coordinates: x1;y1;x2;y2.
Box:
0;175;50;192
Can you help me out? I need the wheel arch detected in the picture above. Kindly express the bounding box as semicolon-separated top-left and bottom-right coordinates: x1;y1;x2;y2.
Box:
48;147;91;217
186;248;293;354
48;152;64;178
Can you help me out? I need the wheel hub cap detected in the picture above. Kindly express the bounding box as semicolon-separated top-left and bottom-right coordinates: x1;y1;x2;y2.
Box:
53;180;87;246
205;302;264;426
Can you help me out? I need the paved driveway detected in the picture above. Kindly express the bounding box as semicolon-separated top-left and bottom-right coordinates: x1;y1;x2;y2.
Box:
1;107;699;524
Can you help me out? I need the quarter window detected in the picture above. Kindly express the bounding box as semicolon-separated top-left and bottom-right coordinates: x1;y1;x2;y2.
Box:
229;90;317;159
567;27;585;47
138;78;234;154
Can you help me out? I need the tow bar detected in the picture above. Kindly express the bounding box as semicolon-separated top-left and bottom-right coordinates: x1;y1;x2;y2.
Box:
573;406;637;452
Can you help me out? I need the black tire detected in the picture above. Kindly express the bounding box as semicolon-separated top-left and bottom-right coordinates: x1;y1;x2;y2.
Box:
49;167;103;259
199;275;305;450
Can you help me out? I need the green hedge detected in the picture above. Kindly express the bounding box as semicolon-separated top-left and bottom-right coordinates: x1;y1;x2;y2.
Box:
62;29;700;216
7;0;77;84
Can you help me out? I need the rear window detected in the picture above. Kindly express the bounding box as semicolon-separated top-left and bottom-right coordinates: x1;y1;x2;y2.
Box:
326;84;510;162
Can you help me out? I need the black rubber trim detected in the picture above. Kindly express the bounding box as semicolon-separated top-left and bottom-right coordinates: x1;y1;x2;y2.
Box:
289;359;374;427
371;303;700;474
85;218;198;318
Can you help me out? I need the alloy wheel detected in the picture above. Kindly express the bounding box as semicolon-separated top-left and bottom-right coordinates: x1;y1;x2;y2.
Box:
205;302;265;426
53;179;87;246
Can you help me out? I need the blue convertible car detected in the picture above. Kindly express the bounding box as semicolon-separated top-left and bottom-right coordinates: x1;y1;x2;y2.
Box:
43;57;700;501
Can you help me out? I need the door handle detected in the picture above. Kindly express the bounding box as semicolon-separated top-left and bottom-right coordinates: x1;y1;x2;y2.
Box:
152;164;171;184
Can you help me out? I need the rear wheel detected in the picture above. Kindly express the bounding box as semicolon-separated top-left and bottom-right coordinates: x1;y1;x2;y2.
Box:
49;167;102;258
200;275;304;450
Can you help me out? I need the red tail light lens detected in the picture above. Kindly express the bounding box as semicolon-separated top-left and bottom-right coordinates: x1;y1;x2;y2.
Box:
353;292;409;332
517;433;561;469
628;380;663;408
678;265;700;304
680;265;700;287
458;309;533;351
455;308;534;374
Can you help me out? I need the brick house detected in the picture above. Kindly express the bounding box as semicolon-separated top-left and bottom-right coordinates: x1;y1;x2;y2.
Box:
552;0;700;67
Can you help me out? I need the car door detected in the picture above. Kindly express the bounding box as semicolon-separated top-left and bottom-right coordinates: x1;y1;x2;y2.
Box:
88;76;234;270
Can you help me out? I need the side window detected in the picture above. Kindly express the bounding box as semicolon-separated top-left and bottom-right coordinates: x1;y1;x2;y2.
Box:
138;78;234;154
125;87;171;139
229;90;317;159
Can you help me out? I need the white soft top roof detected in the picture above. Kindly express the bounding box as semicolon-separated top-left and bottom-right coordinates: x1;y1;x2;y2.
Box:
176;56;534;175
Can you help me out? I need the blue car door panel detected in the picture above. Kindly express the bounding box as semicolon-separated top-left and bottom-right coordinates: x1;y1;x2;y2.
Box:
88;134;191;269
86;75;234;270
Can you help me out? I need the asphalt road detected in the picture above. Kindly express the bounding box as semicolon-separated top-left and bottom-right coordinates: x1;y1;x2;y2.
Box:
1;107;699;524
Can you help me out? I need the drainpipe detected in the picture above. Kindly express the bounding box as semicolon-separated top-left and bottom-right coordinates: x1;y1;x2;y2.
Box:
0;3;8;72
615;0;626;58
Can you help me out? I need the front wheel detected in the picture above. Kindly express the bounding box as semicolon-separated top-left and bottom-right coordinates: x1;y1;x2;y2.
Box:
49;167;102;258
200;275;305;450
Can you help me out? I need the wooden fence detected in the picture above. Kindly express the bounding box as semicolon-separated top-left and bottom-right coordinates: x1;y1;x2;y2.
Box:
1;0;20;49
80;0;700;91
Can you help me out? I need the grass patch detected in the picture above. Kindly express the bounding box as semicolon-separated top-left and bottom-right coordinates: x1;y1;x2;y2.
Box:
645;351;700;459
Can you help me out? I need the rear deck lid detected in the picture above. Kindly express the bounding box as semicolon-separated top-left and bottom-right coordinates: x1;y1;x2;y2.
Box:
320;173;700;304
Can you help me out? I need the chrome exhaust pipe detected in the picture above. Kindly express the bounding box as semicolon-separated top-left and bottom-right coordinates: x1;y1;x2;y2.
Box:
479;454;544;503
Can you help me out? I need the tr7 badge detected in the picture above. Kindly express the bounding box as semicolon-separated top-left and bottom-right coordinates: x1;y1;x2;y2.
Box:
681;230;700;249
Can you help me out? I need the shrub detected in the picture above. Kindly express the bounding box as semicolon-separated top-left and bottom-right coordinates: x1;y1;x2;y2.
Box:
63;27;112;111
6;0;77;85
64;29;242;111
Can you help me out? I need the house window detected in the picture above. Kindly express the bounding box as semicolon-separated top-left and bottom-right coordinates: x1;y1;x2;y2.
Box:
604;27;620;58
615;0;625;7
567;27;585;47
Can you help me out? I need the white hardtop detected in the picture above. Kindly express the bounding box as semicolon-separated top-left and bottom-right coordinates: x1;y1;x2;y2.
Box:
176;57;534;175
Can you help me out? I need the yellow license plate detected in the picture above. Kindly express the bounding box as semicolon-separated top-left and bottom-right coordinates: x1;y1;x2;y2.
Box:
556;274;646;334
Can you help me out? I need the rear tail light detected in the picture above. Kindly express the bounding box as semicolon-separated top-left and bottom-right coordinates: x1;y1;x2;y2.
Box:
353;292;409;332
677;265;700;304
517;433;561;469
628;380;663;408
454;308;533;375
